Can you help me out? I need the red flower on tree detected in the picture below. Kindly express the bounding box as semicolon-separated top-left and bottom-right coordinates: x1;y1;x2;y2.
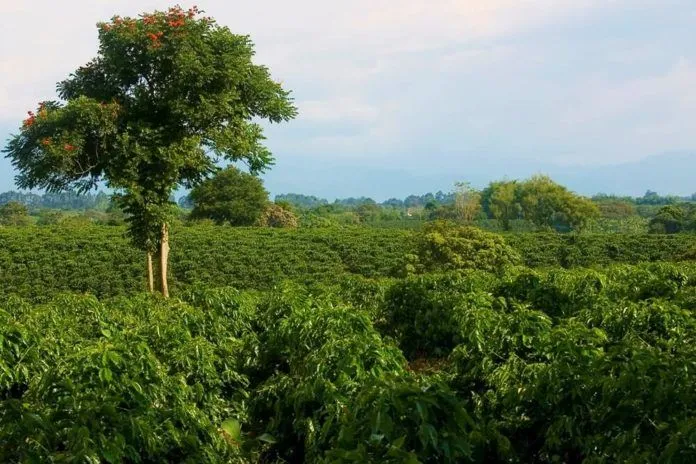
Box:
64;143;76;152
41;137;52;146
147;31;164;47
23;111;36;127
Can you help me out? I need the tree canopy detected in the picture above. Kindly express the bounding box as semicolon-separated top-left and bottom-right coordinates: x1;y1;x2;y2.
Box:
0;201;31;226
3;6;297;295
481;176;599;231
189;166;269;226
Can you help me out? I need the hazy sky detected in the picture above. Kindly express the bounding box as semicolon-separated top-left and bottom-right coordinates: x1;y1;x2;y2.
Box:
1;1;695;197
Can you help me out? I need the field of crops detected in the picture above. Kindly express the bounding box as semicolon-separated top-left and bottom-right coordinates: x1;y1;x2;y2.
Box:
1;225;695;301
1;224;696;462
3;1;694;461
3;256;696;462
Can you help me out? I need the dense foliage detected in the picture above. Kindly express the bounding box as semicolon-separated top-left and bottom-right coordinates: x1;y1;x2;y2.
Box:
3;6;297;296
256;203;299;228
190;167;269;226
3;260;696;462
412;221;520;273
1;225;695;301
0;201;31;226
649;204;696;234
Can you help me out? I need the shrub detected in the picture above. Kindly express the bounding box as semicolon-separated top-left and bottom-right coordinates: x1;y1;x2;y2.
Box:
414;221;521;273
257;203;299;228
247;285;407;463
323;376;487;463
0;293;254;463
383;272;502;358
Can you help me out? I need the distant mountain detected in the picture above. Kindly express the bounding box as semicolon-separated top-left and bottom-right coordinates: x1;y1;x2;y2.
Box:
1;140;693;201
262;151;696;201
547;152;696;197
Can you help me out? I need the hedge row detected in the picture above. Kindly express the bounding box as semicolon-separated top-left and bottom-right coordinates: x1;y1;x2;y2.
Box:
4;262;696;462
505;232;696;267
1;225;695;300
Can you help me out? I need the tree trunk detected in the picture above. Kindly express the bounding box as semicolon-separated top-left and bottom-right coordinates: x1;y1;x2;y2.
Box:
147;252;155;293
160;223;170;298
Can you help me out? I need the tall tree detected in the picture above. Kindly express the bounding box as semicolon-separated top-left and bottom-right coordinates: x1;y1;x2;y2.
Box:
4;6;297;296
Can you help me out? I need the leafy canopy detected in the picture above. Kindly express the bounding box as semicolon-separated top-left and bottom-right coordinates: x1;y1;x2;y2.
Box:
0;201;31;227
4;5;297;249
190;166;269;226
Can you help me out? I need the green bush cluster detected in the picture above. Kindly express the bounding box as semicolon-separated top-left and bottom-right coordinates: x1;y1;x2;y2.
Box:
2;225;695;302
505;232;696;267
382;262;696;462
0;286;487;463
412;221;521;273
0;225;413;301
3;260;696;462
0;292;256;462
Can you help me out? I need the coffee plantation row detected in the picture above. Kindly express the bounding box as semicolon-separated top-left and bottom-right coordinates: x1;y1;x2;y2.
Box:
2;260;696;462
1;225;695;301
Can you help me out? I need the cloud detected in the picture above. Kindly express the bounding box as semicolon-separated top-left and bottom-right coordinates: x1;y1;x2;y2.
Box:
1;0;694;184
551;57;696;163
298;98;380;124
0;0;625;121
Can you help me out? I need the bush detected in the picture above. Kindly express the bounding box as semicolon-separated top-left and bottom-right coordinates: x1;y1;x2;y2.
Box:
3;266;696;462
189;166;269;226
383;272;502;358
323;376;487;463
0;292;255;463
247;285;407;463
256;203;299;228
414;221;521;273
0;224;695;302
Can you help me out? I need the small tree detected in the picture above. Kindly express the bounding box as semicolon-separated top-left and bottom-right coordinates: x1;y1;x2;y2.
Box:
414;221;521;273
483;180;520;231
453;182;481;222
649;205;691;234
518;175;599;231
355;200;381;223
257;203;299;228
3;6;297;296
0;201;31;226
189;166;269;226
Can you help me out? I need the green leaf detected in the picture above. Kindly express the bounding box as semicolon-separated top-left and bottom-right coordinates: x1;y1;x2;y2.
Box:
99;367;113;383
221;418;242;443
257;433;277;444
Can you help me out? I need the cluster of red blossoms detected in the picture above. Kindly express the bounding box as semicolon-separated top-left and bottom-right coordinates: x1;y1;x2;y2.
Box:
41;138;52;146
23;111;36;128
23;102;49;128
166;5;197;27
100;15;136;32
64;144;76;152
100;7;209;48
147;31;164;42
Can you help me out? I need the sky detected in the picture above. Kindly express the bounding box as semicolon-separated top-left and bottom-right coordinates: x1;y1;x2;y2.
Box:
1;0;695;200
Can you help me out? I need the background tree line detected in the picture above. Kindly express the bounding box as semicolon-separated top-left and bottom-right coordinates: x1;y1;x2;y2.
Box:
3;173;696;234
